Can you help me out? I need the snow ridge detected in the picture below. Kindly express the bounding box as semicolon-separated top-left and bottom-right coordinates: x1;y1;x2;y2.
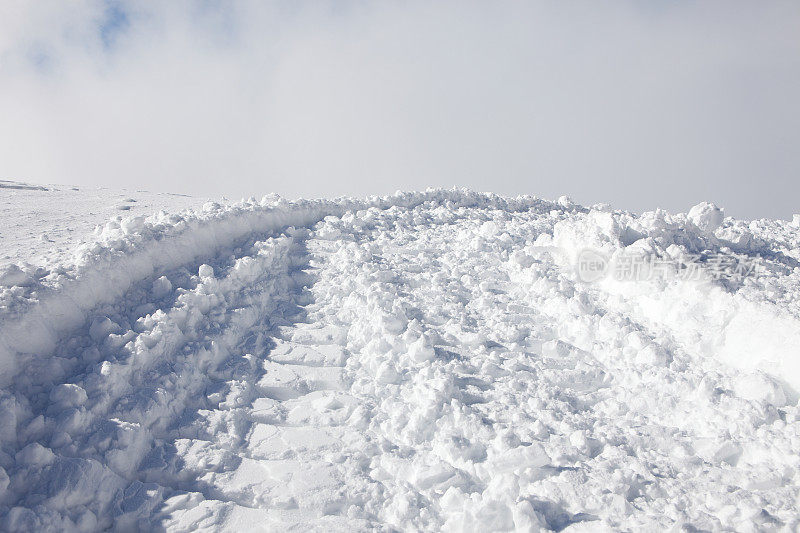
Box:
0;190;560;384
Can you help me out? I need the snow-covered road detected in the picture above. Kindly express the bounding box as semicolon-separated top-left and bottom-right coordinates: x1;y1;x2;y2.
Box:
1;189;799;531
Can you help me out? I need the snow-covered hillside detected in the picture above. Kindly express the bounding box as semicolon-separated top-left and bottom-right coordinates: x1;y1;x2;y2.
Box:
0;180;208;268
0;186;799;531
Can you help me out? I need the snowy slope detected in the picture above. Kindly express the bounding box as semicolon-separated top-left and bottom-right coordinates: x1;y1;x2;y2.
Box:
0;180;208;268
0;187;799;531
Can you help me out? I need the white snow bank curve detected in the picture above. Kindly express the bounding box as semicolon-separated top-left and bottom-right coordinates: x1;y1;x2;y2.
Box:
0;190;560;385
543;202;800;398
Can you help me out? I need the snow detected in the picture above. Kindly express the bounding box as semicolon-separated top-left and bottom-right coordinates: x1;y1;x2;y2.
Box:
0;181;208;269
0;184;799;531
687;201;725;234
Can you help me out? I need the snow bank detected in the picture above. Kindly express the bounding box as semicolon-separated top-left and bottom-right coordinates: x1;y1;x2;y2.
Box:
0;190;560;386
545;201;800;397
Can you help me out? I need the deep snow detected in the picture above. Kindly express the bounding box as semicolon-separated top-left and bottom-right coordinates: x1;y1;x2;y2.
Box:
0;184;799;531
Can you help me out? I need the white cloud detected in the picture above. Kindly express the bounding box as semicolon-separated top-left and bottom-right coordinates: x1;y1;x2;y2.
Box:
1;0;798;218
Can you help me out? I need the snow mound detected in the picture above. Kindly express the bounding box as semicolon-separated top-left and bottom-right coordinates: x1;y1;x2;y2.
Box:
687;201;725;233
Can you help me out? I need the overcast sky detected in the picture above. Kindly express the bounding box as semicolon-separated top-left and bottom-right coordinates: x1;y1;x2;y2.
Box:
1;1;798;219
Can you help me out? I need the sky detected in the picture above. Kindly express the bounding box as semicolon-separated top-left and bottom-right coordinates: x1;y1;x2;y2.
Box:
0;1;798;219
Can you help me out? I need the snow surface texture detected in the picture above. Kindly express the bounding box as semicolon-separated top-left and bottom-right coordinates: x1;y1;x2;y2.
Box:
0;181;207;268
0;188;799;531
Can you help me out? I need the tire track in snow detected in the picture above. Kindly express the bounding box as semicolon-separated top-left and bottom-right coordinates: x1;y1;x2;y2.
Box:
153;233;385;531
1;232;305;530
0;190;561;385
5;191;799;530
273;204;800;531
0;191;561;531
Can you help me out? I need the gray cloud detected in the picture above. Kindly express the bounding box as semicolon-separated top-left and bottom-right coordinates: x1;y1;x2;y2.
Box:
1;1;798;219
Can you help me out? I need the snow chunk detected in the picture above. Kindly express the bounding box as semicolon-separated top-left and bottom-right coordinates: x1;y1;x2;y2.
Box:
688;202;724;233
198;264;214;279
88;317;120;343
151;276;172;298
635;344;669;367
479;221;500;238
694;438;742;465
488;443;549;474
733;372;787;407
376;362;402;384
557;195;574;207
0;264;34;287
408;336;436;363
49;384;88;408
15;443;56;467
120;216;146;234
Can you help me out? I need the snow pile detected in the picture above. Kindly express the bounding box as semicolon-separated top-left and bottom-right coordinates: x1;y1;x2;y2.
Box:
0;189;799;531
